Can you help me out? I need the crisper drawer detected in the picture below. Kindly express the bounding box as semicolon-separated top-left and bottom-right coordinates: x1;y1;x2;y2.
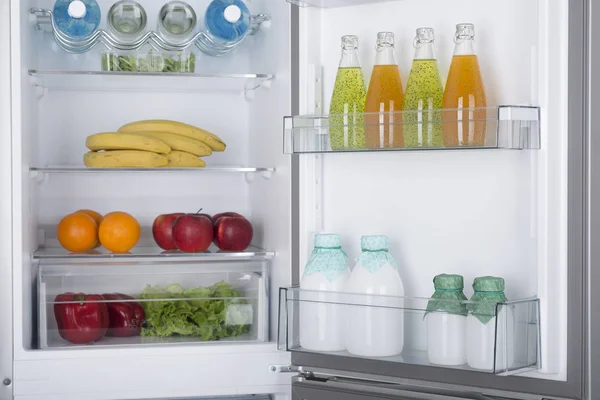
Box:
278;287;540;375
38;261;268;348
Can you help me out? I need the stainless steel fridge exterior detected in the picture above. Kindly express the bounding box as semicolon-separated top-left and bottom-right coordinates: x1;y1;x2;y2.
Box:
287;0;591;399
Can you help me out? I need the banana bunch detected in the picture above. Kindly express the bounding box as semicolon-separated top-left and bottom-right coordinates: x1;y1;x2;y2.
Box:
83;120;226;168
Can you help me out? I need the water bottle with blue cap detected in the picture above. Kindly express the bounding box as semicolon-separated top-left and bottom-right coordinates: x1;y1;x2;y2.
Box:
53;0;101;42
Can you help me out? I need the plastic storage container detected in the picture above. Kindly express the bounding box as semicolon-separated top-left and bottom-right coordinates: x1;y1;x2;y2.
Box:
345;235;404;357
299;233;350;352
466;276;514;370
52;0;101;41
38;261;268;348
425;274;468;366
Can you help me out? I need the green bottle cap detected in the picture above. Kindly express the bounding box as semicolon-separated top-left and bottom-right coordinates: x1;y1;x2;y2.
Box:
314;233;342;249
361;235;389;251
433;274;464;291
473;276;505;293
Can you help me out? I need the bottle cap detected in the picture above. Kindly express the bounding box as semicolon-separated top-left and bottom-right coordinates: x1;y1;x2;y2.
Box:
341;35;359;50
456;23;475;39
360;235;390;251
224;5;242;23
314;233;342;248
68;0;87;19
472;276;505;292
376;32;395;47
415;27;435;42
433;274;464;290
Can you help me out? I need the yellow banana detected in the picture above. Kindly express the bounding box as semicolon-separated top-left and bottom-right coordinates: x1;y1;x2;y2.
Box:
132;132;212;157
118;120;226;152
84;151;169;168
165;151;207;168
86;133;171;154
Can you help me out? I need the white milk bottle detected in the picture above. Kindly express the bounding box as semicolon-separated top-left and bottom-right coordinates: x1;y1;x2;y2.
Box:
425;274;468;366
346;235;404;357
299;233;349;352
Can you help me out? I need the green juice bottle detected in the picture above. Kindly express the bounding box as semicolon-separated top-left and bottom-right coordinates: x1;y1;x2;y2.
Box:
329;35;367;150
403;28;444;148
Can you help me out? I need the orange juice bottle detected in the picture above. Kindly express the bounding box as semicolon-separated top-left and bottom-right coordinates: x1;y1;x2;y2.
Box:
365;32;405;149
442;23;487;147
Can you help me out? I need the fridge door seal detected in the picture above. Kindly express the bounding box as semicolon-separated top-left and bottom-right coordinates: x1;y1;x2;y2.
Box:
288;0;589;399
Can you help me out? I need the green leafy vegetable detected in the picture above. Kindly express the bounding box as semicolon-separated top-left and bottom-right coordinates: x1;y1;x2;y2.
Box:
137;281;251;341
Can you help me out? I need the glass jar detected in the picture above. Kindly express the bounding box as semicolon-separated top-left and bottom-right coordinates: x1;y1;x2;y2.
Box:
299;233;349;352
425;274;468;366
107;1;147;44
466;276;514;371
345;235;404;357
157;1;198;46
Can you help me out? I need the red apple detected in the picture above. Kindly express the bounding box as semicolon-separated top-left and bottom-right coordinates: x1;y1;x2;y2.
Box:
214;215;253;251
172;214;214;252
212;212;243;223
152;213;184;250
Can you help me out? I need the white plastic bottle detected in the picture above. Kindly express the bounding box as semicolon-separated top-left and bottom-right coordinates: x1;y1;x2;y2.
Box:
299;233;349;352
346;235;404;357
466;276;514;371
425;274;468;366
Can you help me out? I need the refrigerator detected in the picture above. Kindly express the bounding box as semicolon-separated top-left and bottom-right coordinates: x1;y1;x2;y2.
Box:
0;0;595;399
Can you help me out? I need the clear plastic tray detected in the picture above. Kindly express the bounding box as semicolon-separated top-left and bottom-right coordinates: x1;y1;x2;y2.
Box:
101;50;196;73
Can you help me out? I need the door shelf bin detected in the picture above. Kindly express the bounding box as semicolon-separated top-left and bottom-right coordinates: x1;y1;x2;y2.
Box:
284;105;540;154
278;287;540;375
38;262;269;349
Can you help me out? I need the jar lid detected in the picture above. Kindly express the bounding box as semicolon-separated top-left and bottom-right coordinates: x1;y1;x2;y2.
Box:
473;276;505;292
361;235;389;251
314;233;342;248
433;274;464;290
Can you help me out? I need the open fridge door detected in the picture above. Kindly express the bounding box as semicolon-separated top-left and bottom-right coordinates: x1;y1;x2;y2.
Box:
277;0;589;399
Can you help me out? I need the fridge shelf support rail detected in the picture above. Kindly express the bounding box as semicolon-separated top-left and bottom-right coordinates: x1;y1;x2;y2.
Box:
284;105;541;154
30;8;271;55
278;287;541;376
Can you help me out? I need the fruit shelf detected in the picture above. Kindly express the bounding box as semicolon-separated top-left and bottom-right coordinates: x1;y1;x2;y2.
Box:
34;244;275;264
284;105;540;154
29;70;275;92
39;262;269;349
30;166;275;175
278;287;541;376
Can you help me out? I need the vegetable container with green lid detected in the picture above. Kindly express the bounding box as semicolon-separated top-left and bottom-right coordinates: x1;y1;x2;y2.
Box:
426;274;468;366
466;276;513;371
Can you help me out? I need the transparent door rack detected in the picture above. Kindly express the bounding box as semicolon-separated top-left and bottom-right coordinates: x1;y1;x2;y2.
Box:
39;261;269;349
284;105;540;154
278;287;540;375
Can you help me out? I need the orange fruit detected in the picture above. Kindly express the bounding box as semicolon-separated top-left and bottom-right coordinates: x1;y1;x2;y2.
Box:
56;213;99;253
99;212;140;253
76;209;104;248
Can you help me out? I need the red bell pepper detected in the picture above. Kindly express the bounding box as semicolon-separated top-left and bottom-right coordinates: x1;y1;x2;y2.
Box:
53;293;109;344
102;293;145;337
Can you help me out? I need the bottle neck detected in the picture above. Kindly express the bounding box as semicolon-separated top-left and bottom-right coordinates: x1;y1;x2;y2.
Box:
453;38;476;56
414;42;436;60
339;48;361;68
374;45;397;66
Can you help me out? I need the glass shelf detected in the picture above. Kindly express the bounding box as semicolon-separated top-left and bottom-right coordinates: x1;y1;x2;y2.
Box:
284;105;540;154
287;0;400;7
278;287;540;375
30;165;275;175
34;244;275;264
29;70;275;92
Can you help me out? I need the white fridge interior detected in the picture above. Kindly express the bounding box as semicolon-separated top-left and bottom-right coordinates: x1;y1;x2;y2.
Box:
7;0;572;398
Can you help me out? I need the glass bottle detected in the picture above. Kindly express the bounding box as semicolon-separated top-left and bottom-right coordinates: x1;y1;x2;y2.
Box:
365;32;405;149
107;1;147;44
425;274;468;366
403;28;444;148
299;234;350;352
52;0;101;42
157;1;198;45
329;35;367;150
466;277;514;371
346;236;404;357
442;23;487;147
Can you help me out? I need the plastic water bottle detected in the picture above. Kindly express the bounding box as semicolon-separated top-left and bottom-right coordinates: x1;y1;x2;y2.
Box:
53;0;101;41
205;0;251;45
